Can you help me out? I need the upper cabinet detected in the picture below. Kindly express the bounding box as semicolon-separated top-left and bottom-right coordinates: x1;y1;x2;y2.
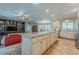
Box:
6;21;17;26
17;22;25;32
0;19;25;34
0;20;5;33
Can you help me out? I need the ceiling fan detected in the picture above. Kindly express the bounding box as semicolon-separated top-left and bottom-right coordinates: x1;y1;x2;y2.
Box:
16;10;31;21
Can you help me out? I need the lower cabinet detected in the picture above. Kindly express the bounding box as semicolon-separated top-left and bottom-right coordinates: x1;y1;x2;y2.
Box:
32;36;47;55
32;41;40;55
46;35;50;48
32;38;41;55
50;33;55;45
32;33;57;55
22;32;57;55
40;36;47;54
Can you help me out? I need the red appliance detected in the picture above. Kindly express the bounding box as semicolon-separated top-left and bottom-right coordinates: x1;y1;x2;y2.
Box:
2;33;21;46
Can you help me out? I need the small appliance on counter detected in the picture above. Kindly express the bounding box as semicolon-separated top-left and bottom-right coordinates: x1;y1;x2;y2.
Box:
0;33;21;47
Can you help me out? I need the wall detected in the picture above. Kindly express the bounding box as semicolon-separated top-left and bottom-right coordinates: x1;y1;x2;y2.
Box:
25;21;54;33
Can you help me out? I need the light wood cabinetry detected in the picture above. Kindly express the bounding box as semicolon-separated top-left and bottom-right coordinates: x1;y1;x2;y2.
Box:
49;33;54;45
40;36;47;54
59;30;76;39
32;37;41;55
45;34;50;48
22;32;57;55
54;32;59;41
32;32;57;55
32;36;47;55
32;38;41;55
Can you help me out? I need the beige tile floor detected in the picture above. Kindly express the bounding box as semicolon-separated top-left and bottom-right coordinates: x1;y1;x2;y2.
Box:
43;38;79;55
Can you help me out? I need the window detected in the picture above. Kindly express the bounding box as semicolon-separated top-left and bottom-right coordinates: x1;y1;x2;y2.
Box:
68;23;73;29
62;22;67;29
38;24;53;32
62;22;73;30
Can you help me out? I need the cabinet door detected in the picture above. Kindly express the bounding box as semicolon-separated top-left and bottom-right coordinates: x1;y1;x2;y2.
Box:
32;38;41;55
45;35;50;49
40;36;47;54
46;33;56;49
51;33;54;42
54;32;58;40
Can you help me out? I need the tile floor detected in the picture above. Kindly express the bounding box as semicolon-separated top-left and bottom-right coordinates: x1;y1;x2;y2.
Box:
43;38;79;55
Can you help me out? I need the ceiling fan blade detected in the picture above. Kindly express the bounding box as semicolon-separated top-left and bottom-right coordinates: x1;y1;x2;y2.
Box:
16;10;25;16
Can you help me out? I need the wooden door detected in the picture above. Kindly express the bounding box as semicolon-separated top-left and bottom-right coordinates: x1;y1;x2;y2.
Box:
32;25;38;32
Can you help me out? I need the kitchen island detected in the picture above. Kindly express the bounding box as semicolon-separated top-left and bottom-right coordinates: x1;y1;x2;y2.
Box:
0;43;21;55
21;32;58;55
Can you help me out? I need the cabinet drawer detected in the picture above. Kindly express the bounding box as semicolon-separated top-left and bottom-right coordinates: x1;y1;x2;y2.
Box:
32;41;40;55
40;37;47;54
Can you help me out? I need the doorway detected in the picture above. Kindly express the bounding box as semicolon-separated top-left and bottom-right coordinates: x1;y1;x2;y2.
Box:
32;25;38;32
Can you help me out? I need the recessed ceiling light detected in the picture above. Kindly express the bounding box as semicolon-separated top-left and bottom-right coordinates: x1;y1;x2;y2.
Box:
32;3;39;5
73;8;78;12
53;17;56;20
51;14;55;17
45;9;49;13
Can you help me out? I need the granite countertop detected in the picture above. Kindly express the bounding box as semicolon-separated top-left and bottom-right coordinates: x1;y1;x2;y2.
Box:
0;45;5;49
0;43;21;55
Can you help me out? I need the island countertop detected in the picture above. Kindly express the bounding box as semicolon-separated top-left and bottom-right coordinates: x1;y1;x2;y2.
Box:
22;32;55;38
21;32;57;55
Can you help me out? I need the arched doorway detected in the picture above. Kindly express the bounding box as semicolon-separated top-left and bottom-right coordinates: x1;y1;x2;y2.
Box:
32;25;38;32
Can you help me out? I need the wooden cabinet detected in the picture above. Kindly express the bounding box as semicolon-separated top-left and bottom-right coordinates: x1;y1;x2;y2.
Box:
32;33;57;55
40;36;47;54
59;30;76;39
54;32;58;40
32;36;47;55
45;34;50;48
22;32;57;55
51;33;55;43
32;37;41;55
46;33;56;50
32;41;40;55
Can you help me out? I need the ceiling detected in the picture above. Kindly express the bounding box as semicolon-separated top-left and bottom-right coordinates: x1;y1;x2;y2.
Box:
0;3;79;23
